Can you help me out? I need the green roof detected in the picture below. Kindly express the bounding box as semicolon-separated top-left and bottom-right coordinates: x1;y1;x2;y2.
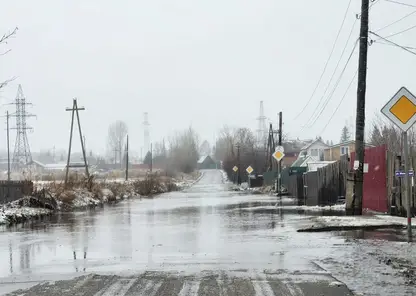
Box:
291;157;307;167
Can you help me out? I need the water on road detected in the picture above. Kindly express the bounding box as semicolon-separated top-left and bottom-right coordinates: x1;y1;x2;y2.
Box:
0;170;413;295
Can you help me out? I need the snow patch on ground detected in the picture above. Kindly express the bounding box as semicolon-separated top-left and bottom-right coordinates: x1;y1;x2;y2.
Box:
234;203;346;212
100;188;114;202
316;215;407;227
299;214;407;232
0;206;52;225
71;190;102;208
221;170;231;184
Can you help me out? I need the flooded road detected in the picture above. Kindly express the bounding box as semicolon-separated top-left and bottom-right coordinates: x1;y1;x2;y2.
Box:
0;170;412;295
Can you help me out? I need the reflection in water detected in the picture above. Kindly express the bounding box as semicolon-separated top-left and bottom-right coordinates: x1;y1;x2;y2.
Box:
9;240;12;274
19;236;31;273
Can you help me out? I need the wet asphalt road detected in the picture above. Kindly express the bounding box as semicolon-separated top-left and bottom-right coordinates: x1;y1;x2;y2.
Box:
0;170;354;295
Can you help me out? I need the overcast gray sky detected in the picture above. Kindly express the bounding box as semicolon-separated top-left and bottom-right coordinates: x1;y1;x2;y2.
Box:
0;0;415;155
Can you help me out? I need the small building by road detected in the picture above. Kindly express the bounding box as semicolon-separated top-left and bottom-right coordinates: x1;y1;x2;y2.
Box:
197;155;217;170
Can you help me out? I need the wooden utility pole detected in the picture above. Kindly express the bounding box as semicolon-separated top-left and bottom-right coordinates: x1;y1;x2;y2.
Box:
277;112;283;194
236;143;241;185
6;111;11;182
352;0;369;215
125;135;129;181
149;143;153;173
65;99;89;186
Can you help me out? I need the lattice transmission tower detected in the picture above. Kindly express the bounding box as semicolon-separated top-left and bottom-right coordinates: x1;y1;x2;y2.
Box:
143;112;150;153
256;101;267;147
11;85;35;171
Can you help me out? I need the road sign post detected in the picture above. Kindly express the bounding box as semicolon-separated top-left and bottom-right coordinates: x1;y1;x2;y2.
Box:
232;166;238;184
246;166;253;175
273;146;285;195
404;131;412;240
381;86;416;240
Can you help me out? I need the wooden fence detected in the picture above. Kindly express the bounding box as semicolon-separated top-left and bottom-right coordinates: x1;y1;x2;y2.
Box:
386;150;416;216
0;180;34;203
287;159;349;206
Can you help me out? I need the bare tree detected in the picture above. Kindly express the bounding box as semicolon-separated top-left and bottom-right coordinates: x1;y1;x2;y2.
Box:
215;126;266;182
167;127;199;173
107;120;128;165
367;113;416;154
0;27;18;90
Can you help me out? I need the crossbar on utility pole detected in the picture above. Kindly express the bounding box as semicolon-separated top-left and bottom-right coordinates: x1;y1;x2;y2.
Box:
351;0;369;215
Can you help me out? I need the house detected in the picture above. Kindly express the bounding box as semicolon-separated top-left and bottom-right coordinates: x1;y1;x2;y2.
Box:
324;140;374;161
197;155;217;170
280;139;316;167
298;138;329;161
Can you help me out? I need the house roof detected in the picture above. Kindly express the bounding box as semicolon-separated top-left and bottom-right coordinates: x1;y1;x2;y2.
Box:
291;157;306;167
197;155;212;164
300;139;328;151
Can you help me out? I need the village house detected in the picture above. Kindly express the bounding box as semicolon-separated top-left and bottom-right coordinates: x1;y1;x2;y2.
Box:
298;138;328;161
323;140;374;161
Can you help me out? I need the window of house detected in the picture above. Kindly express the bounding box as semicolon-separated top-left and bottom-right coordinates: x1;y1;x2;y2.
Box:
310;148;318;157
340;146;349;155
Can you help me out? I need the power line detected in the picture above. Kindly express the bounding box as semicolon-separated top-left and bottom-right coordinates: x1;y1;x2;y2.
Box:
374;10;416;32
370;31;416;55
294;0;353;120
384;0;416;8
302;19;358;128
382;23;416;38
374;39;416;50
308;40;359;128
319;70;358;135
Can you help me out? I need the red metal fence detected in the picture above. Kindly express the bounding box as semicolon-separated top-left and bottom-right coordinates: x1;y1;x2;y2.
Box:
350;145;388;213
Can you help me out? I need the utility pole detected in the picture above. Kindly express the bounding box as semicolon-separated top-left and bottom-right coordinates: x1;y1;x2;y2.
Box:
65;98;89;186
149;143;153;173
6;111;11;184
236;143;241;185
125;135;129;181
352;0;369;215
277;112;283;194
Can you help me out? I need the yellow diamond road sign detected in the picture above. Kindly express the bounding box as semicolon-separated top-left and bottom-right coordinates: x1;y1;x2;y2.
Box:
381;87;416;131
273;150;285;161
246;166;253;174
233;166;238;172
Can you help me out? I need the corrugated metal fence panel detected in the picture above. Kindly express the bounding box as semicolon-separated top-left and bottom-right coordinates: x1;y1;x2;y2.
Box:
281;168;290;188
263;171;277;186
350;145;388;213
